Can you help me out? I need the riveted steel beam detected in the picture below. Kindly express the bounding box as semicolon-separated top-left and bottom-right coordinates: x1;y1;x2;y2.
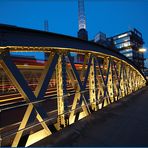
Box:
0;51;58;147
0;45;147;147
68;53;90;124
56;54;68;129
89;56;97;111
35;52;59;99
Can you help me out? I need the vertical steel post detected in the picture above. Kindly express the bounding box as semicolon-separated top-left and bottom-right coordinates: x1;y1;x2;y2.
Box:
89;56;97;111
120;64;125;98
56;54;67;129
107;58;114;103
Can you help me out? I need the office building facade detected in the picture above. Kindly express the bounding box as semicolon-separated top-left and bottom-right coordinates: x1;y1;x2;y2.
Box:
109;28;144;70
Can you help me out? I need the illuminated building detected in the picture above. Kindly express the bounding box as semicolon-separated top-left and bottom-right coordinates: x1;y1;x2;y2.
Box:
108;28;145;70
94;32;114;49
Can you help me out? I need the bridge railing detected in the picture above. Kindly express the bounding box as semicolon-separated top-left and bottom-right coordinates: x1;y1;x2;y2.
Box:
1;88;92;146
0;46;146;147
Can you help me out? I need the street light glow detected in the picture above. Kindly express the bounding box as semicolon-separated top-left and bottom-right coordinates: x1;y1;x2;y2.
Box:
139;48;147;53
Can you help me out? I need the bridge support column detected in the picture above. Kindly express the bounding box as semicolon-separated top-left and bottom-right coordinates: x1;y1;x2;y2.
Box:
122;65;128;96
113;61;121;100
89;56;97;111
111;60;119;101
107;58;114;103
119;63;125;98
56;54;67;129
136;75;140;90
127;66;132;94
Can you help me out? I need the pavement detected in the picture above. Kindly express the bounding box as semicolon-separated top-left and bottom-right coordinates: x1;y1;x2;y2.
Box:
32;86;148;147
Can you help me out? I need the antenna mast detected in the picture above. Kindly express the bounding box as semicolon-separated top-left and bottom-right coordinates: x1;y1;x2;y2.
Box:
78;0;88;40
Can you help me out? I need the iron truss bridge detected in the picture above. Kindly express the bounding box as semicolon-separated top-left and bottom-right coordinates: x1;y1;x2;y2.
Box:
0;25;146;146
0;45;146;147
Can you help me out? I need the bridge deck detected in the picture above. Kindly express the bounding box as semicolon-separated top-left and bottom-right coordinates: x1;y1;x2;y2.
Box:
32;86;148;147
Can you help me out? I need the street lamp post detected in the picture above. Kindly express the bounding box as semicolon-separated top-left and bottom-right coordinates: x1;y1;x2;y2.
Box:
139;48;147;53
138;48;147;73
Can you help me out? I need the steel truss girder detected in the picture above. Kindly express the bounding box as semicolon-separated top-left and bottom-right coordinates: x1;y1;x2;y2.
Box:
95;57;112;107
68;53;91;124
0;51;59;147
0;47;146;147
89;56;97;111
56;54;68;129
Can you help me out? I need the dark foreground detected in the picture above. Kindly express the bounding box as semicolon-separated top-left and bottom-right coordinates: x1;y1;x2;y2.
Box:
33;86;148;147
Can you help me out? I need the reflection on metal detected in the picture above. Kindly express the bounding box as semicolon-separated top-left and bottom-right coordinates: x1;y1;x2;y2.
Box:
0;46;146;147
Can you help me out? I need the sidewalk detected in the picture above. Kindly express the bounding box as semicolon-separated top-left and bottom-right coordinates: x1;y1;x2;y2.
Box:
32;86;148;147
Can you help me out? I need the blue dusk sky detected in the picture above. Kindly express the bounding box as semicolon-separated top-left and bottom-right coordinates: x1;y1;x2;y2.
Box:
0;0;148;65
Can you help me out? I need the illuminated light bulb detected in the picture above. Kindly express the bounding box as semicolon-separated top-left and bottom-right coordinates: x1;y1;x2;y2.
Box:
139;48;146;53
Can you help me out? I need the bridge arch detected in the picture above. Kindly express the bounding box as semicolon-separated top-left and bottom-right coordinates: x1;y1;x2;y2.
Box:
0;25;146;147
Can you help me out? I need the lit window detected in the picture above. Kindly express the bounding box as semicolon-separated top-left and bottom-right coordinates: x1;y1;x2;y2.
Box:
124;52;133;57
123;42;130;47
117;33;128;39
120;49;132;54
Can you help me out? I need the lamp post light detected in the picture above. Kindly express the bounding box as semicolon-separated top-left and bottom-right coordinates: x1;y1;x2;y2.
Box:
139;48;147;53
138;48;147;73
